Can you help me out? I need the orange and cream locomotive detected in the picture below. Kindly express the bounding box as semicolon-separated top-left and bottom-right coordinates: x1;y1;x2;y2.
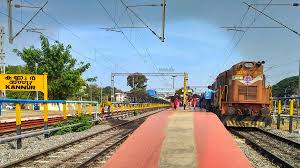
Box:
212;61;271;126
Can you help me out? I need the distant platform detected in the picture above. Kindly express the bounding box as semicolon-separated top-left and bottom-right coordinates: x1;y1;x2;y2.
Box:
102;109;251;168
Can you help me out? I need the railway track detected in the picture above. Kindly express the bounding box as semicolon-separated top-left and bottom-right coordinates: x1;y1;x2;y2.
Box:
229;127;300;168
0;110;160;168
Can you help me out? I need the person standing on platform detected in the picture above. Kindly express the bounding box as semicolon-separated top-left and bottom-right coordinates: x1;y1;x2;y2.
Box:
204;86;216;112
175;96;180;110
187;94;192;110
199;93;204;109
192;95;198;110
105;97;112;118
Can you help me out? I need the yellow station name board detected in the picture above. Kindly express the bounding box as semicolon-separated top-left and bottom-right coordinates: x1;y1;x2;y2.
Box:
0;73;48;99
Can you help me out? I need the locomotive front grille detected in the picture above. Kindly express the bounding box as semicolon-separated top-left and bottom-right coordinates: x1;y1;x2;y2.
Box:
238;86;257;101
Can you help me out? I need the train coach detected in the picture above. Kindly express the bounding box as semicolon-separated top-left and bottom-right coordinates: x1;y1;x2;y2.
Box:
212;61;272;126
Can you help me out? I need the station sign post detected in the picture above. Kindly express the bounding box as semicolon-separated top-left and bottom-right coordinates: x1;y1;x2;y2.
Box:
0;73;48;100
0;73;48;145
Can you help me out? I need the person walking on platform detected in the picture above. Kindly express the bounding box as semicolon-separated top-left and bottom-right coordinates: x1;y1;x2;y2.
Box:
204;86;216;112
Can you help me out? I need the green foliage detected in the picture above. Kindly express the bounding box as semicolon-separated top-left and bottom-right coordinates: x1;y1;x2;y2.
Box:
79;85;121;101
272;76;299;97
127;88;148;100
175;86;193;95
51;114;92;135
13;35;92;100
127;73;148;89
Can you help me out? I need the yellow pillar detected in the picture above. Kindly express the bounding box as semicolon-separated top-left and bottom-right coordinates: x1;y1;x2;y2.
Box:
88;104;93;115
15;103;21;126
44;103;48;122
111;104;114;113
43;73;48;100
15;103;22;149
63;103;67;120
290;99;294;116
98;103;101;115
77;103;82;116
117;104;120;112
278;100;282;114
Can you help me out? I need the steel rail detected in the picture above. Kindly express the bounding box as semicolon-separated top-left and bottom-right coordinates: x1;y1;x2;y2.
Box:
229;127;299;168
0;109;148;141
0;109;165;168
49;128;134;168
255;127;300;148
74;129;134;168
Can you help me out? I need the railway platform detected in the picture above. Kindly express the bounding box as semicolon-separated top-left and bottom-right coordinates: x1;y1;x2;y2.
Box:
102;109;252;168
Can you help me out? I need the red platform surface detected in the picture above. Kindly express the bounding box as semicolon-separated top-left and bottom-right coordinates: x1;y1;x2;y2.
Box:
102;110;252;168
194;112;251;168
102;109;173;168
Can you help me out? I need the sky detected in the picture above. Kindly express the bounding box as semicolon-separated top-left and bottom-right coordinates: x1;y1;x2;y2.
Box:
0;0;300;92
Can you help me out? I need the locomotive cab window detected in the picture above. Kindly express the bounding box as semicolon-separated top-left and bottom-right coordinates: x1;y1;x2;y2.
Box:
244;62;254;69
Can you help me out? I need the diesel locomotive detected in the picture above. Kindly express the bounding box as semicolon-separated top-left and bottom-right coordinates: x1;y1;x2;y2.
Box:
212;61;272;126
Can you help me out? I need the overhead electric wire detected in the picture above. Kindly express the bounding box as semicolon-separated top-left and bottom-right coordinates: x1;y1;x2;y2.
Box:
24;0;134;75
0;10;93;62
24;0;80;39
208;0;273;86
119;0;162;41
96;0;172;88
122;3;172;87
244;2;300;37
206;0;255;85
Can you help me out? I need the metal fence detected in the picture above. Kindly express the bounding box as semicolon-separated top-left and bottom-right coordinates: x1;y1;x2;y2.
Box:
0;98;170;149
270;96;300;133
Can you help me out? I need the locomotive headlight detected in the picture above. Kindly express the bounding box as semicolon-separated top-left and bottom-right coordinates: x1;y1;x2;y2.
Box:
256;61;265;67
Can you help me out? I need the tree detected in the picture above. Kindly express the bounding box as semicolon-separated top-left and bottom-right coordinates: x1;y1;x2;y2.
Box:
127;73;148;90
175;86;194;95
272;76;299;97
13;35;91;100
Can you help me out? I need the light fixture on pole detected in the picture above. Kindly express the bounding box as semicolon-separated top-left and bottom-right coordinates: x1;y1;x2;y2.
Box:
251;3;300;7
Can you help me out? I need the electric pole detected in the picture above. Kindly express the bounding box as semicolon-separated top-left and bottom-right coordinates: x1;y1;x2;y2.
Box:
35;63;38;101
299;60;300;96
0;26;5;98
0;27;5;74
172;75;176;89
7;0;13;44
183;72;187;110
161;0;166;42
133;75;135;89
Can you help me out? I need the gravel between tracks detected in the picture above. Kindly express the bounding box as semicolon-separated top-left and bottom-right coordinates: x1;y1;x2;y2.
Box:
0;124;112;165
0;109;167;165
232;135;278;168
261;127;300;143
